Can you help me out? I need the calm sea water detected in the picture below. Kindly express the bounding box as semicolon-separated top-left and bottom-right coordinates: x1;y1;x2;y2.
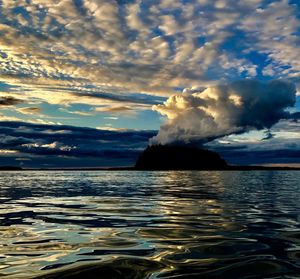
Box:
0;171;299;278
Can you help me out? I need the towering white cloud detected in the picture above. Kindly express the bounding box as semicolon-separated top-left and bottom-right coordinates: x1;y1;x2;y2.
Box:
151;80;296;145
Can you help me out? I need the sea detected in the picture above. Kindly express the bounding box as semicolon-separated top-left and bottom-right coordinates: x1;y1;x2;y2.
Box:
0;170;299;278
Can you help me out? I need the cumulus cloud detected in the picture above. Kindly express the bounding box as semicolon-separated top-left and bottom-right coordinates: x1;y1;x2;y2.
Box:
151;80;297;145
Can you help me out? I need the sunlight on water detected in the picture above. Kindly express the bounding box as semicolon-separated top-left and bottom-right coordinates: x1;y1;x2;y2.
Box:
0;171;299;278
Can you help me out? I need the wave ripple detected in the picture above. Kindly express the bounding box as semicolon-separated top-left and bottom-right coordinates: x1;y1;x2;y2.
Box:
0;170;299;278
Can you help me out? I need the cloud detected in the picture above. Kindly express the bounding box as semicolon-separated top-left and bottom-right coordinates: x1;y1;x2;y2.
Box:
58;108;94;116
16;107;41;115
95;105;136;116
207;137;300;165
0;0;299;108
0;121;155;167
0;119;298;167
205;127;300;165
0;0;299;150
0;96;24;106
261;130;274;141
151;80;297;145
240;0;300;78
0;114;22;122
290;112;300;121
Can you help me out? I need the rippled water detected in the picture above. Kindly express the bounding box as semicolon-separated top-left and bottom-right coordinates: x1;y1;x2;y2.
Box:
0;171;300;278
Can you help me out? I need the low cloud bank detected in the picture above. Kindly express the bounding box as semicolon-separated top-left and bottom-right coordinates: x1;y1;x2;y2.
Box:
151;80;297;145
0;122;155;168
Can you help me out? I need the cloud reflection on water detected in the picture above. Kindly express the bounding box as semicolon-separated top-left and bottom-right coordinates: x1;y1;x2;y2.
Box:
0;171;299;278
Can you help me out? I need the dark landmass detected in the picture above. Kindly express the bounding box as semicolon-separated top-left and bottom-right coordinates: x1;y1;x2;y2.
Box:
135;145;228;170
0;166;23;170
134;145;300;171
2;145;299;171
14;166;300;171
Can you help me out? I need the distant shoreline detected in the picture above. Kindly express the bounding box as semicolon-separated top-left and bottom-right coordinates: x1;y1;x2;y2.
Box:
1;166;300;171
2;145;300;171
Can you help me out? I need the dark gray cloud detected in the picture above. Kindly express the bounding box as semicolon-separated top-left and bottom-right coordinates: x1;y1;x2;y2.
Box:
261;130;274;141
70;91;165;106
206;131;300;166
0;121;155;168
0;96;24;106
290;112;300;122
215;148;300;166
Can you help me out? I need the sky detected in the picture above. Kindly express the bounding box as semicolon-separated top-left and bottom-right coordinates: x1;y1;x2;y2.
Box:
0;0;299;168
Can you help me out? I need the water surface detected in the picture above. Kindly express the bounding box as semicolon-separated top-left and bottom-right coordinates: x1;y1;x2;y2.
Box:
0;171;299;278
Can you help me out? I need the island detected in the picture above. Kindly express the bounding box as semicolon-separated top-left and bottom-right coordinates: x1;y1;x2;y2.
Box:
1;146;299;171
0;166;23;171
135;145;228;170
134;145;300;171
